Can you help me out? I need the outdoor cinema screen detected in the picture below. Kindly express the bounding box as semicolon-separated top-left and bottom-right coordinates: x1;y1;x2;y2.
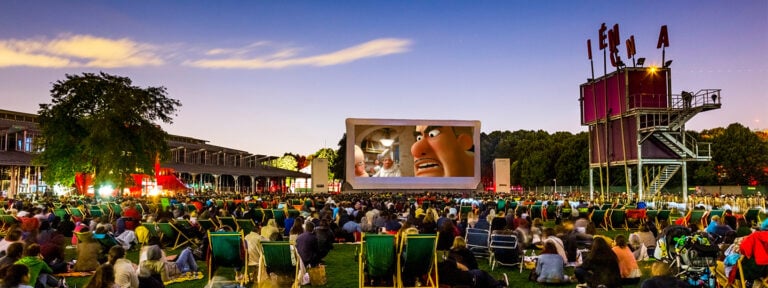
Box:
346;118;481;190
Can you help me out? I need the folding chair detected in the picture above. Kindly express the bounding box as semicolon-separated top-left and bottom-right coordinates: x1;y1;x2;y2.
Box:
359;233;397;288
236;219;258;235
397;233;438;288
198;219;218;232
217;216;238;231
707;209;725;225
0;215;19;234
465;228;490;257
140;223;162;241
89;206;104;218
530;205;543;220
272;209;286;228
589;210;608;230
258;241;299;288
656;210;671;228
686;210;707;227
545;205;557;221
208;231;249;287
608;209;628;231
744;208;761;226
53;208;69;220
156;222;192;250
109;202;123;218
69;207;85;221
489;232;522;271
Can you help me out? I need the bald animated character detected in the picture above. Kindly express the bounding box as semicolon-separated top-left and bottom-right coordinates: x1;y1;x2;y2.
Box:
411;125;474;177
354;145;369;177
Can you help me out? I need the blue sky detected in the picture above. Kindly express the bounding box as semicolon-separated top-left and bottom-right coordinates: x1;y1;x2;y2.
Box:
1;1;766;156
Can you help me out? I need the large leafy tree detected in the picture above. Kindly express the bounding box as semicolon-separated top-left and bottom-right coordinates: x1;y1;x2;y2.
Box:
35;72;181;191
711;123;768;185
329;134;346;181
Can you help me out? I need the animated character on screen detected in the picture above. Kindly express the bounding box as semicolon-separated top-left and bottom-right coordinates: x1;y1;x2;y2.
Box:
354;145;369;177
411;125;474;177
373;154;401;177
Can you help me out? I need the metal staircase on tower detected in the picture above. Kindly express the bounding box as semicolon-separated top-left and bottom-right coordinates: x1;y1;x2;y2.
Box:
646;164;681;194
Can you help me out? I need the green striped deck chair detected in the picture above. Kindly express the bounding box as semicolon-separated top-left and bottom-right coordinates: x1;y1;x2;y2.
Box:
545;205;557;221
609;209;628;230
135;204;144;215
258;241;299;288
262;209;274;224
497;199;506;212
236;219;257;235
208;231;249;287
397;233;438;288
157;222;192;250
601;204;613;210
359;233;396;288
590;210;609;229
217;216;238;231
253;208;265;225
197;219;218;232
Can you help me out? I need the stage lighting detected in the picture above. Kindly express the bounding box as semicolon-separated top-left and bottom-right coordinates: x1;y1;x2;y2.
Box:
616;60;626;68
636;58;645;67
664;60;673;68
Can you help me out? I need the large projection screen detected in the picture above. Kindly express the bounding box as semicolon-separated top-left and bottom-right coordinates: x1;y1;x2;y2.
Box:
346;118;481;190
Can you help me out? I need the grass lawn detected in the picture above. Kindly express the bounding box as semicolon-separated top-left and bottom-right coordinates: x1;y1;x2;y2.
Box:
62;227;654;287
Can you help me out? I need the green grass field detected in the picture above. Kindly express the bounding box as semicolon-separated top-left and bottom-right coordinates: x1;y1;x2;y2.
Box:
61;227;655;288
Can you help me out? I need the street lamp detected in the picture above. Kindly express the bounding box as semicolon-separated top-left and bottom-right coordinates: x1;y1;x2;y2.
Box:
553;178;557;194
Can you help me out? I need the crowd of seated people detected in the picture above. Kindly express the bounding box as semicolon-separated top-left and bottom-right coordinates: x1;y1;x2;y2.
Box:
0;191;762;288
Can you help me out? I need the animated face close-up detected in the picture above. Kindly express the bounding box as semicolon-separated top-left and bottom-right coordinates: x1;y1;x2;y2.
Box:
410;125;474;177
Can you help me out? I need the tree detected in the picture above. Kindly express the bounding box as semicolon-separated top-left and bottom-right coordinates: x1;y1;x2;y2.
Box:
35;72;181;191
711;123;768;185
276;154;300;171
312;147;338;179
329;134;346;181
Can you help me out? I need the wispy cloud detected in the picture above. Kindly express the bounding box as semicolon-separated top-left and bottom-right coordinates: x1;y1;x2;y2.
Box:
185;38;412;69
0;34;164;68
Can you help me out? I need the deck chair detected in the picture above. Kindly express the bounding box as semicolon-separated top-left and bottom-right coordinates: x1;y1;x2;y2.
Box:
656;210;671;226
397;233;438;288
645;210;659;226
258;241;299;288
69;207;85;221
272;209;286;228
530;205;543;220
53;208;69;220
217;216;238;231
359;233;397;288
109;202;122;218
707;210;725;225
686;210;707;227
609;209;628;230
89;207;104;218
198;219;218;232
252;208;265;225
236;219;258;235
600;204;612;210
208;231;249;287
0;215;19;233
156;222;192;250
590;210;608;230
286;209;300;219
545;205;557;221
465;228;490;256
744;208;761;226
141;223;162;240
489;232;521;271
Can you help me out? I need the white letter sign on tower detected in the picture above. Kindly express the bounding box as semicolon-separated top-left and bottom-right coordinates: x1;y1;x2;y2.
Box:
493;158;511;193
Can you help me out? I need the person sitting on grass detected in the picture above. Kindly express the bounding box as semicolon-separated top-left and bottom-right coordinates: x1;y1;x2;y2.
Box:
107;246;138;288
612;235;642;284
640;261;689;288
137;240;198;283
0;243;24;277
535;241;571;283
439;236;509;288
575;237;621;288
84;263;118;288
15;244;60;288
1;264;33;288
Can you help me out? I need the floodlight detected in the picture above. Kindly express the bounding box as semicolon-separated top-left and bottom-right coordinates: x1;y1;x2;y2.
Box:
636;58;645;67
664;60;673;68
